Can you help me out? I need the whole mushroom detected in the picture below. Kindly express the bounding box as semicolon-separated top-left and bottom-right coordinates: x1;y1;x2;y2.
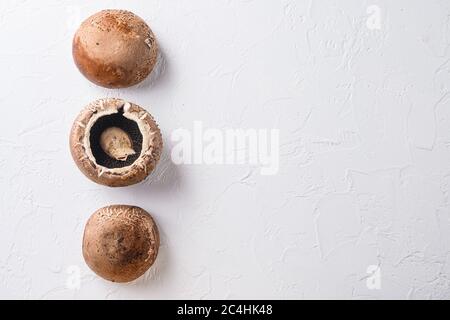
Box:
69;98;163;187
73;9;158;88
82;205;160;283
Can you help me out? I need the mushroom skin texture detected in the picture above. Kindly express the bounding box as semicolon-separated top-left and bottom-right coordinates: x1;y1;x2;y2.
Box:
73;10;158;88
83;205;160;283
70;98;163;187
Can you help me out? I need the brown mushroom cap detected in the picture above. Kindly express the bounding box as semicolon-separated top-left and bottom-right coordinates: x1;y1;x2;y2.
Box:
73;10;158;88
83;205;160;283
70;98;163;187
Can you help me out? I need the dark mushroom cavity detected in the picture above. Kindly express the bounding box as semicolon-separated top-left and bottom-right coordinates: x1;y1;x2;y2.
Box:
89;110;143;168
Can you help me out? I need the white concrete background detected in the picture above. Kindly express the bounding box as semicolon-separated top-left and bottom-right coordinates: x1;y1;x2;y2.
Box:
0;0;449;300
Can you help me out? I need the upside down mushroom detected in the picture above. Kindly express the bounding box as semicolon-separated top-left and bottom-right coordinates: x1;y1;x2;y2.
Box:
69;98;163;187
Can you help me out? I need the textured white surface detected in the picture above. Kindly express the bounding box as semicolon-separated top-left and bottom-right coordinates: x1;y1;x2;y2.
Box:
0;0;450;300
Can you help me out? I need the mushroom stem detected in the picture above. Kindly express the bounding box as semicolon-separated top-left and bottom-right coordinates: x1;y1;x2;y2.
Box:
100;127;136;161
